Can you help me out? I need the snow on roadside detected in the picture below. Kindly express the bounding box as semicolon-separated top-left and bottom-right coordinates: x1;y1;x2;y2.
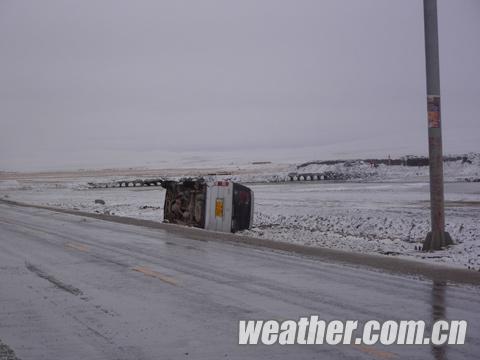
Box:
0;179;166;221
242;208;480;270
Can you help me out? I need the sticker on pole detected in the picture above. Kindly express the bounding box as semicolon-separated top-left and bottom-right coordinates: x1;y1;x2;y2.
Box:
215;198;224;217
427;95;441;128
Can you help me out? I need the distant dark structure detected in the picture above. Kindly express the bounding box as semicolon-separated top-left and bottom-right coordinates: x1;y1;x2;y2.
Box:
296;155;463;170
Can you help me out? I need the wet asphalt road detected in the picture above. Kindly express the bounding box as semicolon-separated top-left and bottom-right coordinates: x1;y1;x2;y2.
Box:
0;203;479;360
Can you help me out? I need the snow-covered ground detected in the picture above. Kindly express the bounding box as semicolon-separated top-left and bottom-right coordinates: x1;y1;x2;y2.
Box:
246;182;480;270
0;178;166;221
1;156;479;271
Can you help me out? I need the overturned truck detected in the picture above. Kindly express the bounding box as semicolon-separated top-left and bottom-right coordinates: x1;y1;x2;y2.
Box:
162;179;254;233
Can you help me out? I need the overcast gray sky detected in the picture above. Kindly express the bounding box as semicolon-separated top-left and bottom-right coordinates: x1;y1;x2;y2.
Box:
1;0;479;171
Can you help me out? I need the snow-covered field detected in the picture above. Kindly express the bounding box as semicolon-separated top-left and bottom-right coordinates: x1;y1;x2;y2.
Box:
1;156;479;271
247;182;480;270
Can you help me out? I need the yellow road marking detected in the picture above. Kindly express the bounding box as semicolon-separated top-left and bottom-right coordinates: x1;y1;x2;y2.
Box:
352;344;397;359
65;242;89;252
131;266;178;286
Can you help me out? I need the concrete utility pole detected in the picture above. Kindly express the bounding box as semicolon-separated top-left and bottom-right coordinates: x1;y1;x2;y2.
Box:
422;0;453;251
